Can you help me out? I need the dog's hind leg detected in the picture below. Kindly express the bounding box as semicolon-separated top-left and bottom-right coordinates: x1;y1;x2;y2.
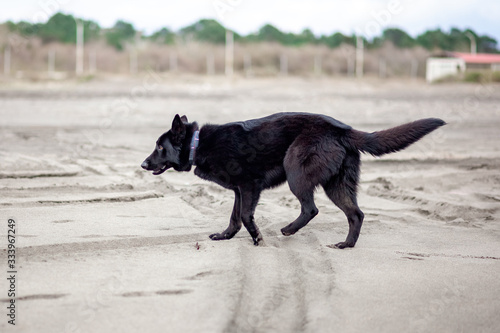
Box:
280;151;319;236
280;189;318;236
210;189;242;241
281;136;344;236
322;152;364;249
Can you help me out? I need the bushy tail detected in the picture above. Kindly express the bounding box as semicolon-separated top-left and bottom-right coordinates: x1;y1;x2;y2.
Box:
348;118;446;156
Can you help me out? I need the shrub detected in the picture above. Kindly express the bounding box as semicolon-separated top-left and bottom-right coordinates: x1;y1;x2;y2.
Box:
491;71;500;83
464;72;483;83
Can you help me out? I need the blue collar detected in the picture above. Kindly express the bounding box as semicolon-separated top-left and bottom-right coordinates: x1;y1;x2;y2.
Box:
188;130;200;165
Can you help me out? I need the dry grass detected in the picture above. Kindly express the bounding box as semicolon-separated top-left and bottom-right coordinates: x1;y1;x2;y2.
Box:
0;29;431;78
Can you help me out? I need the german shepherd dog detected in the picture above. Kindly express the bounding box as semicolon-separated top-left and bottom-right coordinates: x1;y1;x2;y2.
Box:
141;113;445;248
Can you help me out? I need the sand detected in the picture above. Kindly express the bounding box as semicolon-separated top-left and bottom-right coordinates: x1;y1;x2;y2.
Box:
1;75;499;333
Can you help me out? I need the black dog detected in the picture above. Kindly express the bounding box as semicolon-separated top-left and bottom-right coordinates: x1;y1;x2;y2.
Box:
141;113;444;248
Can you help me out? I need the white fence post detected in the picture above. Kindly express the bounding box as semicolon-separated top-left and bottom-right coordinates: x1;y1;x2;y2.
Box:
356;35;364;78
76;20;84;75
4;44;11;75
225;30;234;77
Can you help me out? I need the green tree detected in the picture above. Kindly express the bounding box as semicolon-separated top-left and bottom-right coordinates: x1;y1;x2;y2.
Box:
477;35;498;53
105;20;136;50
291;28;317;45
246;24;317;46
83;20;101;42
448;28;468;51
149;27;175;44
180;19;230;44
382;28;415;48
15;13;100;44
6;20;41;36
416;28;452;50
3;16;499;53
39;12;76;43
463;30;498;53
256;24;286;43
415;28;498;52
319;32;354;48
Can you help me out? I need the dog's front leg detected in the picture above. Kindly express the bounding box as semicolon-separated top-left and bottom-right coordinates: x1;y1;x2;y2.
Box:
239;184;264;246
209;189;242;241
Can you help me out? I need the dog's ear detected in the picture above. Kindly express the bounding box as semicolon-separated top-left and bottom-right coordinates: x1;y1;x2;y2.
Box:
180;115;188;123
171;114;186;142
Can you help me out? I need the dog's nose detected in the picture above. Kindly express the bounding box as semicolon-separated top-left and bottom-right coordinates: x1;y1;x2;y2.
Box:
141;161;149;169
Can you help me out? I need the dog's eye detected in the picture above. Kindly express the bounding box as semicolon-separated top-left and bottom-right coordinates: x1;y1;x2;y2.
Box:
157;145;163;150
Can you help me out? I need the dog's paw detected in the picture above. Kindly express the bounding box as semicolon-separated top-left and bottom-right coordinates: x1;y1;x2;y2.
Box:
332;241;355;249
209;233;228;241
280;226;296;236
253;234;264;246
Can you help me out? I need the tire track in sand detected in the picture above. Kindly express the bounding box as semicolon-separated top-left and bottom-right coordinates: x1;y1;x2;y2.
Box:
223;231;337;333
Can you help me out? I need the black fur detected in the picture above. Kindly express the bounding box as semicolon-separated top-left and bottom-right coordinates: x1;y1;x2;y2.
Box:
141;112;445;248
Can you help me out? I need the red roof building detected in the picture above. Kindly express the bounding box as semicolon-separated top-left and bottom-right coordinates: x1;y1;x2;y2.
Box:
447;52;500;65
426;52;500;82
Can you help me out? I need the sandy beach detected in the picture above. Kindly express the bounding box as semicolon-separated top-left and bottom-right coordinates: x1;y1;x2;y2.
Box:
1;75;499;332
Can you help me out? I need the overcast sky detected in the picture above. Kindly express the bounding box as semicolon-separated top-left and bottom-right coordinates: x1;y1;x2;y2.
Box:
2;0;499;41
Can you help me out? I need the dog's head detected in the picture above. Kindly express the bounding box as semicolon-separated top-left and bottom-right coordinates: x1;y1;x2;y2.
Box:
141;114;193;175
